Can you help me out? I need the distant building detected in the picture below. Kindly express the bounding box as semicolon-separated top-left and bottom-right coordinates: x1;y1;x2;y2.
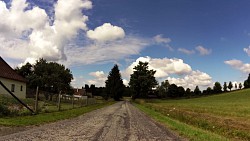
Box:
0;57;27;99
73;88;86;96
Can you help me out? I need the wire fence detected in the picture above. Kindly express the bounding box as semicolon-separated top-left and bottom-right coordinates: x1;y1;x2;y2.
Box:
0;85;97;117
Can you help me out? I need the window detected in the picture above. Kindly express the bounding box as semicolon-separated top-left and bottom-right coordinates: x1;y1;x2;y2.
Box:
11;84;15;92
20;85;23;91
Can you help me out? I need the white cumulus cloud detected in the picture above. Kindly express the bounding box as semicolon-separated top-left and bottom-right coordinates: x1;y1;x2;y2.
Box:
168;70;212;90
0;0;92;64
225;59;250;73
87;23;125;42
123;56;192;79
123;56;212;90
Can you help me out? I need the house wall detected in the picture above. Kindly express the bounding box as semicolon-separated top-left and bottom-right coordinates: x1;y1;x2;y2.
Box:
0;77;26;99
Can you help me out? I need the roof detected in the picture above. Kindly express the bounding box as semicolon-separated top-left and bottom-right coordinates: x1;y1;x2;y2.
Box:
73;88;86;95
0;56;26;83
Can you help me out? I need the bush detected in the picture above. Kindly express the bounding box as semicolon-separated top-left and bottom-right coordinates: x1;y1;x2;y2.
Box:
0;104;10;117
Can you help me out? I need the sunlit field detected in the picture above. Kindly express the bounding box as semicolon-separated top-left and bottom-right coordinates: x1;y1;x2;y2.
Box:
136;89;250;140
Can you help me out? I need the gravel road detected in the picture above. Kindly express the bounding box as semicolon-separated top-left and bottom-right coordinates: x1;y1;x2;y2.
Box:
1;101;182;141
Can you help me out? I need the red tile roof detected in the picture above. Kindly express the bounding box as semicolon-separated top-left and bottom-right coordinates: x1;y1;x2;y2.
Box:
0;57;26;83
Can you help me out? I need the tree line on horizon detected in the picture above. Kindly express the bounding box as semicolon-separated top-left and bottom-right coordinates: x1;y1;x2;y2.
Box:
16;59;250;101
104;61;250;100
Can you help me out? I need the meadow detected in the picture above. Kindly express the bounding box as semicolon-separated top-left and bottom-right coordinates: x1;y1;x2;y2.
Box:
135;89;250;140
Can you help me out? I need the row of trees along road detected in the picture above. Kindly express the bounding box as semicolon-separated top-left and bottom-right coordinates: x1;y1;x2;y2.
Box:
15;59;73;100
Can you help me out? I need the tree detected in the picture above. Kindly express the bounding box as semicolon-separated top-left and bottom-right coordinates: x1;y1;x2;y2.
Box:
223;82;228;92
177;86;185;97
129;61;157;99
206;87;213;94
228;81;233;91
194;86;201;96
168;84;178;98
213;82;222;94
185;88;191;98
244;74;250;88
105;64;125;101
90;84;96;97
235;83;237;90
16;59;73;100
157;80;170;98
239;83;242;89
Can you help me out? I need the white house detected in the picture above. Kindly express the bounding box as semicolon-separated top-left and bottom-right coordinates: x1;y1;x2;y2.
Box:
0;57;27;99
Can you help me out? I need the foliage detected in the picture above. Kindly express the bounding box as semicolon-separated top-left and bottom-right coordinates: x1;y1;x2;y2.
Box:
129;61;157;99
228;81;233;91
244;73;250;88
105;64;124;101
213;82;222;93
157;80;170;98
16;59;73;100
168;84;178;98
194;86;201;95
223;82;227;92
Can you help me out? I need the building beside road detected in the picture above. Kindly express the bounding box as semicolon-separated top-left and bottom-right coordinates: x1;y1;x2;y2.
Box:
0;57;27;99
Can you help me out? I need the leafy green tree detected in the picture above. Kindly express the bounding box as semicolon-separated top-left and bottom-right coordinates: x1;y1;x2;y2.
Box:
177;86;185;97
105;64;124;101
16;58;73;100
157;80;170;98
185;88;191;98
129;61;157;99
168;84;178;98
223;82;228;92
228;81;233;91
239;83;242;89
194;86;201;96
206;87;213;94
244;74;250;88
213;82;222;93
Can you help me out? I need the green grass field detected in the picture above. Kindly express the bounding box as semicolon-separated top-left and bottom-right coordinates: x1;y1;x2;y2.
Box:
135;89;250;140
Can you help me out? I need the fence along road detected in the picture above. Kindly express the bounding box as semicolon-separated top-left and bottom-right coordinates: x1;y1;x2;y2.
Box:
1;101;182;141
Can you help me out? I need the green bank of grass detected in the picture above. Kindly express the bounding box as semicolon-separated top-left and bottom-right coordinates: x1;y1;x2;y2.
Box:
135;103;228;141
135;89;250;140
0;101;115;126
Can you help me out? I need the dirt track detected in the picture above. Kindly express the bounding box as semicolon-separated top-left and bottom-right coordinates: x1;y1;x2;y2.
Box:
0;101;182;141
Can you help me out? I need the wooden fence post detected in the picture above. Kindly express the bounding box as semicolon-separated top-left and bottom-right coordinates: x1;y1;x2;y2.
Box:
58;91;61;111
35;86;39;113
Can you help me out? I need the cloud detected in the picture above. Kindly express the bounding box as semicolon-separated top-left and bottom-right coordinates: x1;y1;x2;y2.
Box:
195;45;212;55
122;56;212;90
225;59;250;73
87;71;107;86
153;34;171;44
0;0;92;64
243;46;250;56
89;71;105;78
167;70;212;90
87;23;125;42
153;34;173;51
178;48;195;55
123;56;192;79
63;36;150;66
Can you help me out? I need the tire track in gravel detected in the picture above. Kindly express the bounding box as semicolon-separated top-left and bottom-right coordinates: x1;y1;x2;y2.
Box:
0;101;183;141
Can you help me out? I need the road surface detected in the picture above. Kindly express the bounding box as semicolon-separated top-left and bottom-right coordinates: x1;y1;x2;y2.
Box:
1;101;182;141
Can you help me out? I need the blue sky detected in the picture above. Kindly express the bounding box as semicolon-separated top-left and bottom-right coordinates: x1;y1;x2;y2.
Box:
1;0;250;90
